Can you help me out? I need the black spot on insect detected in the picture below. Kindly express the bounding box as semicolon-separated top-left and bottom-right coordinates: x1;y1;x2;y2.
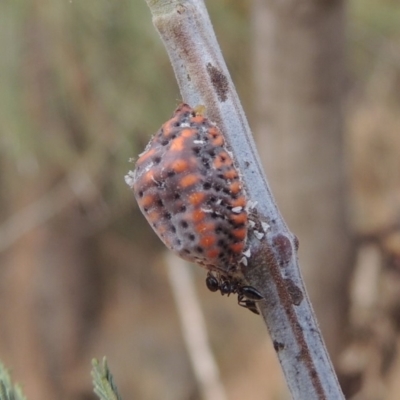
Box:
201;158;210;168
180;221;189;229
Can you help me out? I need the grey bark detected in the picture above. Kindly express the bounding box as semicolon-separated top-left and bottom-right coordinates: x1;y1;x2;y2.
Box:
145;0;345;398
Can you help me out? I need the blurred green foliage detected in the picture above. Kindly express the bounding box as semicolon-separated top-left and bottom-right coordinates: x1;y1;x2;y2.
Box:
0;361;26;400
349;0;400;87
351;0;400;36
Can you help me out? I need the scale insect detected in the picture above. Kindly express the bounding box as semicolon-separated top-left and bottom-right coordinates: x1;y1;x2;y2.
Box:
126;103;263;314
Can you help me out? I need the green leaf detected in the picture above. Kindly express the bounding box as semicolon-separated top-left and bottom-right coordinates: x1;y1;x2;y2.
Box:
0;361;26;400
91;358;122;400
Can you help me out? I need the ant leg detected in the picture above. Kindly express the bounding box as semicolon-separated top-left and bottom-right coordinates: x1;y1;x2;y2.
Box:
243;301;260;315
238;294;260;315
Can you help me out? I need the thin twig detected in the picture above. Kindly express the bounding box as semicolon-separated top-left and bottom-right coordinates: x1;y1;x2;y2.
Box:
144;0;344;398
166;253;228;400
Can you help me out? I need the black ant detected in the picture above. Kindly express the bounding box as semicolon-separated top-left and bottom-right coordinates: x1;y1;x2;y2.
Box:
205;272;263;315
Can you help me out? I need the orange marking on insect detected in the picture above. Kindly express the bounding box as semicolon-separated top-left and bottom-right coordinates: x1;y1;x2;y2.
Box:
208;127;220;139
224;169;239;180
170;159;188;173
213;151;231;169
196;222;215;234
170;136;185;152
181;128;194;138
140;195;155;208
230;196;246;208
147;210;160;223
213;158;223;169
161;121;175;137
232;228;247;241
155;224;167;235
192;210;205;223
200;235;216;248
230;213;247;225
208;126;225;147
192;115;204;124
136;148;156;165
220;152;231;163
211;135;224;147
143;170;155;184
188;192;206;206
229;181;241;194
207;249;220;259
229;242;244;254
179;174;199;188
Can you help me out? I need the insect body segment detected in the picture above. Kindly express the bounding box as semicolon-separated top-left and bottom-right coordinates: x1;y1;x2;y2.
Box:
205;272;263;315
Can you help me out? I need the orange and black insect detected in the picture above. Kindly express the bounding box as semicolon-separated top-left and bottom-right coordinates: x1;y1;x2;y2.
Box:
125;103;263;313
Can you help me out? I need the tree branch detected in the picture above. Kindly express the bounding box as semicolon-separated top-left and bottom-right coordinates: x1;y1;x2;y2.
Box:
144;0;344;398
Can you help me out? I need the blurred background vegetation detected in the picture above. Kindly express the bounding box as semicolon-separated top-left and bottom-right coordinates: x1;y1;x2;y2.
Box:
0;0;399;399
